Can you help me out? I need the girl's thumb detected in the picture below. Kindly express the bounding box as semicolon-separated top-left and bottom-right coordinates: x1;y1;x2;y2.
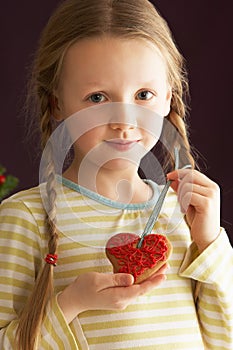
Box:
113;273;134;287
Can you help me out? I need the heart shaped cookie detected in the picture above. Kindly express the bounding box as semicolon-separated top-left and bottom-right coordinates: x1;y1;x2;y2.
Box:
106;233;172;284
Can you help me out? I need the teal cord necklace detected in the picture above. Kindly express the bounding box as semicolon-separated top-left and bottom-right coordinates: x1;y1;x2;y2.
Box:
137;147;191;248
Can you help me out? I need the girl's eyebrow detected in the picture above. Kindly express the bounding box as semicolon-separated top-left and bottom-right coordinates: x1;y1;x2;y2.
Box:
83;81;100;86
137;80;159;86
82;79;159;88
80;82;106;90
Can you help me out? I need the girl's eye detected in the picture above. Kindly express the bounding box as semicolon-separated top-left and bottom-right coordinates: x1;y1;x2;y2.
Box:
88;93;106;103
137;90;155;101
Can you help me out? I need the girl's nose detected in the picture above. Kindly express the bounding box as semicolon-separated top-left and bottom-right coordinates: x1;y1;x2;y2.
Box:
109;104;138;130
109;121;136;131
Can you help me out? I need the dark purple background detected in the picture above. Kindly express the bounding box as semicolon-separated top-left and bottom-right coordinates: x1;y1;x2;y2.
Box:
1;1;232;242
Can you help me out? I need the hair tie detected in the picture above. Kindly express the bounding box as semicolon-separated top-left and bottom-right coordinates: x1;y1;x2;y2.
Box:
45;254;58;266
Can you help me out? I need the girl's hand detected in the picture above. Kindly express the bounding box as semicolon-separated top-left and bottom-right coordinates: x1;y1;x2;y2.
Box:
57;264;168;324
167;169;221;252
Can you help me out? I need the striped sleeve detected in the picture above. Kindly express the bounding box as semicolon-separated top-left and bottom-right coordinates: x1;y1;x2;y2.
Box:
179;229;233;349
0;198;79;349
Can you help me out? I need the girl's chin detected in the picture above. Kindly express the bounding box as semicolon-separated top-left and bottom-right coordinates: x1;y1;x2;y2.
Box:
100;158;139;171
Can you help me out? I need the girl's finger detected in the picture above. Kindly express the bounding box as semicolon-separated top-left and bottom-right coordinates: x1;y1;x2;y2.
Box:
101;273;135;290
178;182;210;211
168;169;217;188
134;273;167;294
167;170;219;203
100;272;166;310
179;191;203;214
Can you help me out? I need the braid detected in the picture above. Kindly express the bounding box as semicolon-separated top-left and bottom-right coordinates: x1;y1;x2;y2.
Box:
158;86;195;174
39;90;54;149
17;93;59;349
167;84;195;169
166;109;195;169
45;142;59;256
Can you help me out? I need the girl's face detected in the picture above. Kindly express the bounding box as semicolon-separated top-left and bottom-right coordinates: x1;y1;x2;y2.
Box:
55;36;172;171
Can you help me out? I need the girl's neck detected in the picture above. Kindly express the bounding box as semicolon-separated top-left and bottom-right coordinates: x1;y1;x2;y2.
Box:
63;161;153;204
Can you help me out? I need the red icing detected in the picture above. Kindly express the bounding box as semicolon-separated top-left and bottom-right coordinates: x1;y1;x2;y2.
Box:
106;233;168;280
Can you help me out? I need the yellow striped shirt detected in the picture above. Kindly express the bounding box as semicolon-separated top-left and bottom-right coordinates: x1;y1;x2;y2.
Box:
0;179;233;349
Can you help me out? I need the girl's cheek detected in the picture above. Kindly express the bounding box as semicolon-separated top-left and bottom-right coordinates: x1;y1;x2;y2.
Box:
142;133;158;150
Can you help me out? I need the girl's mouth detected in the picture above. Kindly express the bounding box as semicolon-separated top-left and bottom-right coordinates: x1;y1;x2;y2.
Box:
105;139;140;151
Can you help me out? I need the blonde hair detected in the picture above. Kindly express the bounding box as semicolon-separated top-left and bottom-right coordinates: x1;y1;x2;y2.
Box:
17;0;195;348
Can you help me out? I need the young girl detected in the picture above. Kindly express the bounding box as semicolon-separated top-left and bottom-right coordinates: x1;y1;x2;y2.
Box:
0;0;233;349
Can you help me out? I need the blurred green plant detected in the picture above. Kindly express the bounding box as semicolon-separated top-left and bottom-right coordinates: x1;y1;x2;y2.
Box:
0;165;19;201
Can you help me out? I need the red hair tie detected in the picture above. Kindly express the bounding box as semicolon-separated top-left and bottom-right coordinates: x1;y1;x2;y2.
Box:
45;254;58;266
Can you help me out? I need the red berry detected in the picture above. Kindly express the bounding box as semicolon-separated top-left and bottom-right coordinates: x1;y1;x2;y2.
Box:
0;175;6;185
